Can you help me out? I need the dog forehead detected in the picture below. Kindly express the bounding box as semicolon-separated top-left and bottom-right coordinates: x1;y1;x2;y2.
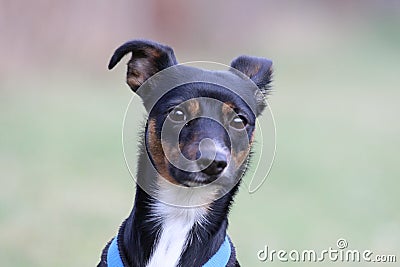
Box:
178;84;248;108
138;64;260;115
182;97;232;119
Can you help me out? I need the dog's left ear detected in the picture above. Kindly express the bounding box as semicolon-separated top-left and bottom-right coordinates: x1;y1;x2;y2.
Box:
108;39;178;94
230;56;273;115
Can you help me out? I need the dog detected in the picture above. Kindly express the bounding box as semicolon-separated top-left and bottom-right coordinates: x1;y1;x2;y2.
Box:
97;39;273;267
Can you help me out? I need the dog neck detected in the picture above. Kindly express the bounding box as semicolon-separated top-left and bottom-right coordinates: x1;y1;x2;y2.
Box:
120;146;238;267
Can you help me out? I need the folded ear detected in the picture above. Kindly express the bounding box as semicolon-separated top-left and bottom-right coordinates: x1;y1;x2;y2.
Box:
230;56;273;95
108;39;178;92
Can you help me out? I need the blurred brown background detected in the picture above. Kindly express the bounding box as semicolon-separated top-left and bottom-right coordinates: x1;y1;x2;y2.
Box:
2;0;398;74
1;1;399;266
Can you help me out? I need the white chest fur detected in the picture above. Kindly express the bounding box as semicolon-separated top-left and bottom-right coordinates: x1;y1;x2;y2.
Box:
145;178;213;267
146;204;208;267
145;210;194;267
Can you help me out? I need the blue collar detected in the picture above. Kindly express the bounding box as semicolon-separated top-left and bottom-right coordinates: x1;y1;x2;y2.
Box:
107;235;231;267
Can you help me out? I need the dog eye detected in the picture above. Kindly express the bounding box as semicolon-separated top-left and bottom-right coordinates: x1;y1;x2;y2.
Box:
169;108;187;122
230;115;248;129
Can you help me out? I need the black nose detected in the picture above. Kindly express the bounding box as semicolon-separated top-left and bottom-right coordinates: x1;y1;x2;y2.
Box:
198;153;228;176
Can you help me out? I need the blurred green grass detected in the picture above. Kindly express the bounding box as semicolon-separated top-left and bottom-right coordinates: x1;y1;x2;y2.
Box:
1;30;399;267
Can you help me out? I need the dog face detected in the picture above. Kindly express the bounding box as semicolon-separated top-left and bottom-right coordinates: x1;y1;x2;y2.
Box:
109;40;272;188
146;83;256;187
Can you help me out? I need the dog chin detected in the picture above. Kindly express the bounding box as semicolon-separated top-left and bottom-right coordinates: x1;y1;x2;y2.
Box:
178;173;220;187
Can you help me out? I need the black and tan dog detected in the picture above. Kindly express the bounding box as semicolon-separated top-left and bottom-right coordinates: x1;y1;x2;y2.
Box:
98;39;273;267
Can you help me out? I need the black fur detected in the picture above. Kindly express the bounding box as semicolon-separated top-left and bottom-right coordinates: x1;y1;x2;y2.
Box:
98;39;272;267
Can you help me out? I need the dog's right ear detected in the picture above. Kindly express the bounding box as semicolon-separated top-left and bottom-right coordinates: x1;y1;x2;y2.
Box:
108;40;178;92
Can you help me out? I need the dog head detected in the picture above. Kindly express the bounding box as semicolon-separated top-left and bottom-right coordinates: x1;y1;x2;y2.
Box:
109;40;272;190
